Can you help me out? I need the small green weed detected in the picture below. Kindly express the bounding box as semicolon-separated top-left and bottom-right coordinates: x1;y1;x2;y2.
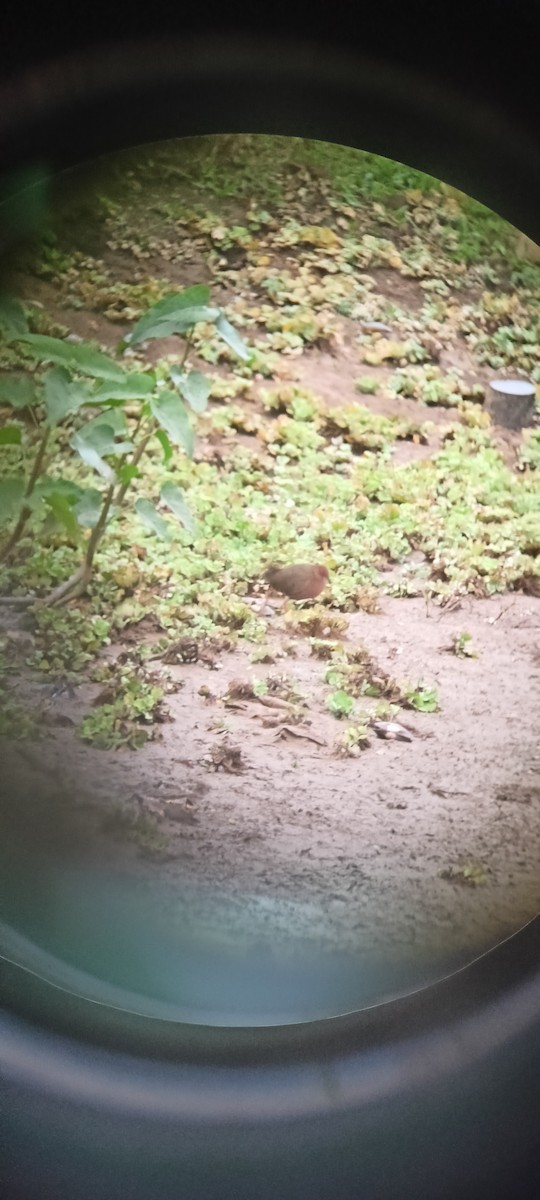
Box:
326;689;355;719
440;861;489;886
403;684;439;712
448;632;478;659
334;722;371;756
29;609;111;676
355;376;380;395
80;666;169;749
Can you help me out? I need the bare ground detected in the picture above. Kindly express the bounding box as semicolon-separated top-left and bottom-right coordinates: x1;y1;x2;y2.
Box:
3;592;539;986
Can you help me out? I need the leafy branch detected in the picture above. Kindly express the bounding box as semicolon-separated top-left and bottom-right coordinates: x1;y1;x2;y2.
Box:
0;285;250;604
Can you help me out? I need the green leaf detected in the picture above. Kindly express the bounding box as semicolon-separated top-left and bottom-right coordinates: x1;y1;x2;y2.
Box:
76;415;133;457
0;477;26;521
129;285;210;329
324;667;346;689
127;287;217;345
150;390;194;456
406;685;439;713
0;295;29;339
170;368;210;413
83;408;130;440
91;373;156;402
215;312;251;361
43;366;93;426
326;690;355;719
0;426;22;445
160;482;197;536
17;334;126;381
135;498;172;541
35;477;85;505
0;376;38;408
74;488;104;528
133;287;211;336
177;285;211;306
116;464;140;487
129;305;220;345
155;428;173;464
71;430;115;481
43;491;81;540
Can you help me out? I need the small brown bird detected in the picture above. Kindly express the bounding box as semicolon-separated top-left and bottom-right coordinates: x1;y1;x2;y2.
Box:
264;562;329;601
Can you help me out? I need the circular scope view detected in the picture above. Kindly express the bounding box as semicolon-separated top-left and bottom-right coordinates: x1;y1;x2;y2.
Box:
0;136;539;1025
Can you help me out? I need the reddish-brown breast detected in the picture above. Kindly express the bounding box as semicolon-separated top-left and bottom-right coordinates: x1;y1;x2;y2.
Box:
264;563;329;600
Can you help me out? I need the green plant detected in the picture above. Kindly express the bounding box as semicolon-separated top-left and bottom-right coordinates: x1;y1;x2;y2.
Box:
326;689;355;719
285;608;349;639
0;286;250;603
1;133;537;688
403;684;439;712
519;429;540;471
440;861;489;886
449;632;478;659
29;608;111;674
309;638;342;659
80;666;169;748
355;375;379;395
334;722;371;756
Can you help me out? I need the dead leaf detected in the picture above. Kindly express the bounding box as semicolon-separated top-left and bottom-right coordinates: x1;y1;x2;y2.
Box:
206;741;246;774
299;225;341;248
224;679;257;700
275;725;326;746
112;564;140;590
440;861;490;887
257;695;295;711
364;339;411;364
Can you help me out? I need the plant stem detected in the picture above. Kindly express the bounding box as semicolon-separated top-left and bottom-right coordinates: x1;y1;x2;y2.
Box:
36;329;194;603
179;328;193;371
43;412;159;606
130;405;146;442
0;426;50;563
84;483;116;572
43;483;116;606
42;562;93;606
25;426;50;496
114;424;155;506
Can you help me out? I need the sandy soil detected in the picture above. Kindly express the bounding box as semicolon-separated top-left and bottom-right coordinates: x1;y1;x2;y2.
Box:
3;592;539;980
